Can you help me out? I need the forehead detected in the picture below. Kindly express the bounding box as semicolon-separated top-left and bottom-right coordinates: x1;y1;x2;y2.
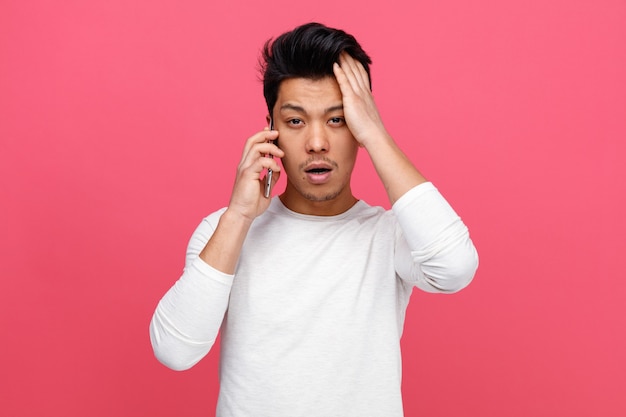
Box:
276;77;342;112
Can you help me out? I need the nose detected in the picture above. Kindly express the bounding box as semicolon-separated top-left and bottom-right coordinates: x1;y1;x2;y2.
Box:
305;123;329;154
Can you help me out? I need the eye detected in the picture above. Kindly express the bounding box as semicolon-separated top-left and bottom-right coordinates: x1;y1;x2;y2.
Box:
288;118;303;126
328;117;345;126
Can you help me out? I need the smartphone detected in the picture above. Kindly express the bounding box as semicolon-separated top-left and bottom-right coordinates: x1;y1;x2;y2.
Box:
264;118;275;198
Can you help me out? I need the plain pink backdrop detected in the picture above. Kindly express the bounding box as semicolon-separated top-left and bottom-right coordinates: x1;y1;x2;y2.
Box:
1;0;625;416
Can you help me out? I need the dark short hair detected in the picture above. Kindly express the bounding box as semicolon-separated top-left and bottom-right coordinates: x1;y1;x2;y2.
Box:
260;22;372;118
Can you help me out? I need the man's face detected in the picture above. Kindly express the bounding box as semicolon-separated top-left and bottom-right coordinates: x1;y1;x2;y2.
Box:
273;76;360;215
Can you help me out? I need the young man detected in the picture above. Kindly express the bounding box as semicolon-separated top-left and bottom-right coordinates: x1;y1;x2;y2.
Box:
150;22;478;417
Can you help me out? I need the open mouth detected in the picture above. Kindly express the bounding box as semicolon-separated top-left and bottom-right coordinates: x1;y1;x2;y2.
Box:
306;168;331;174
304;164;333;184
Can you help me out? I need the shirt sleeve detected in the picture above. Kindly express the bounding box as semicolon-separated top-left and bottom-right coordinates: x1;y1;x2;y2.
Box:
149;210;233;371
392;182;479;293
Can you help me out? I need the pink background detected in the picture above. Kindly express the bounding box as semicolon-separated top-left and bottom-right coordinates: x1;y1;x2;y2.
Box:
2;0;625;415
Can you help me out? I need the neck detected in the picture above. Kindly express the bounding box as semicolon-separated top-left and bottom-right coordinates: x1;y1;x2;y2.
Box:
279;184;358;216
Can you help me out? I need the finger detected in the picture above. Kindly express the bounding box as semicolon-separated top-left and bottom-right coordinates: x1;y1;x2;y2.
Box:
352;57;371;91
336;54;360;93
338;53;369;93
271;168;280;186
261;165;281;190
240;129;280;163
241;139;284;174
259;158;280;198
254;140;283;158
333;61;356;99
234;155;281;200
243;129;279;155
258;157;280;172
240;144;283;177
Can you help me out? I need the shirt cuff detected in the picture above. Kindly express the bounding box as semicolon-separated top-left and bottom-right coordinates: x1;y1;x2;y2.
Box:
189;256;235;286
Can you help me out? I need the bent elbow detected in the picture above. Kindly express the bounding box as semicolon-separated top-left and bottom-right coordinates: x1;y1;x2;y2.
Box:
420;243;479;293
443;244;479;293
445;265;477;293
149;318;211;371
152;346;200;372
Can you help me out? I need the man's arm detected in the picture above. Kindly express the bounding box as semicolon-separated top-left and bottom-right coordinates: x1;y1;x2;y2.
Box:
200;128;283;273
334;53;477;291
150;215;234;371
333;53;426;205
392;183;478;292
150;129;284;370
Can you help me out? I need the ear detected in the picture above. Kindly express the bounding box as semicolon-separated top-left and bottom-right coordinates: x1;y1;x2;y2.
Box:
266;114;271;126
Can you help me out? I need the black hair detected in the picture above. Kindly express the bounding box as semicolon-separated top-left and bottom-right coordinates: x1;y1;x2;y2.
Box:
260;22;372;118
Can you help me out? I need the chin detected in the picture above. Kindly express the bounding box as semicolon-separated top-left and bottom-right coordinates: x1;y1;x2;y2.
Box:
302;190;342;202
298;183;347;202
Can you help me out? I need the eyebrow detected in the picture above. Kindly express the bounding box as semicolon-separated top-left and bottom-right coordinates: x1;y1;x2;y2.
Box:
279;103;344;114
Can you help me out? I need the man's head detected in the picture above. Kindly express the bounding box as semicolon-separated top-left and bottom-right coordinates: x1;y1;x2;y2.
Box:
261;22;372;119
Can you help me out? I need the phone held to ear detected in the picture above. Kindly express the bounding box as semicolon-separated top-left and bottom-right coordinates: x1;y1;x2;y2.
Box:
264;119;275;198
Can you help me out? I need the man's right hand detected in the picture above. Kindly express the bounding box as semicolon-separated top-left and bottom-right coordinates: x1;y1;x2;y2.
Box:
227;128;283;222
199;128;283;274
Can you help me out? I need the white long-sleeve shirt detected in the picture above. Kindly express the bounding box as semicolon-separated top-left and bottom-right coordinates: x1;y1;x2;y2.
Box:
150;182;478;417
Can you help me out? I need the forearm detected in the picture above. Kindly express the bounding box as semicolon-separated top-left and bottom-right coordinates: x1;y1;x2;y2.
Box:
150;209;250;370
363;132;427;205
150;127;279;370
150;257;233;370
332;53;427;204
199;208;253;274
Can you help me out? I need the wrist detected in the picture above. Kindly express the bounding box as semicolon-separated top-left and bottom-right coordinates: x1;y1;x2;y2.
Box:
221;207;255;229
359;129;394;152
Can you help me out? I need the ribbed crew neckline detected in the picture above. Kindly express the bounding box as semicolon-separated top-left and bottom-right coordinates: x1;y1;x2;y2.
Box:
269;197;367;222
